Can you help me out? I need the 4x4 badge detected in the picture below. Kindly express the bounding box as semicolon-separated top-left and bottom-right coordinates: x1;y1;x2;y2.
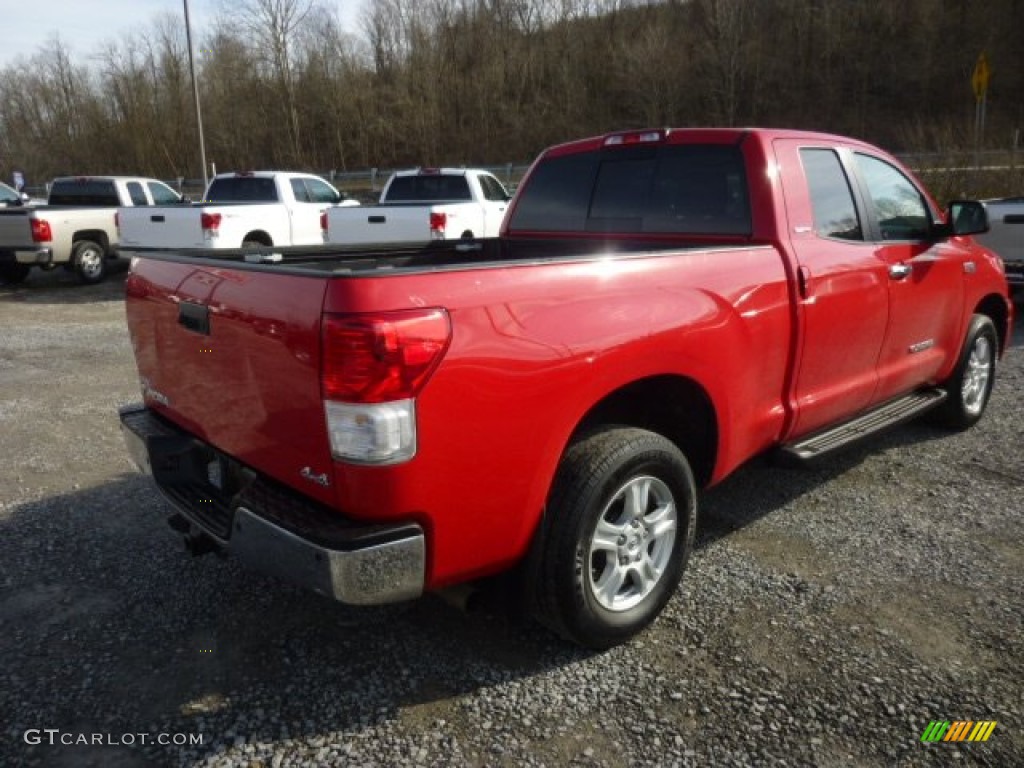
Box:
300;467;330;487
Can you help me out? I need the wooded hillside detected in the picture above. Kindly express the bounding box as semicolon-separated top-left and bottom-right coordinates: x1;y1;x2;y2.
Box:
1;0;1021;190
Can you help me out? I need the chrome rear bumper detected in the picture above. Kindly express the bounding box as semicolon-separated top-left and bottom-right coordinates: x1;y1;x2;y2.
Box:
119;404;425;605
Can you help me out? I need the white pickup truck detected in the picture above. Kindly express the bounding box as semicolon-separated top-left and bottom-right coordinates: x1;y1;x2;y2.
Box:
322;168;512;246
0;176;183;284
117;171;359;253
978;197;1023;296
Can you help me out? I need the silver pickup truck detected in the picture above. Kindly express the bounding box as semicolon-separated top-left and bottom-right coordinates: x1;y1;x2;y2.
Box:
978;197;1023;296
0;176;182;285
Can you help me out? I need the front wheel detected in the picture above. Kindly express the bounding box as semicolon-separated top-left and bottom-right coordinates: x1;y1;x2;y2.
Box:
72;240;107;284
529;427;697;649
934;314;998;430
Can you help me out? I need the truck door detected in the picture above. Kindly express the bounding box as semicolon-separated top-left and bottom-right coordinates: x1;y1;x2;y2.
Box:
287;177;339;246
477;174;511;237
773;140;889;437
849;152;965;403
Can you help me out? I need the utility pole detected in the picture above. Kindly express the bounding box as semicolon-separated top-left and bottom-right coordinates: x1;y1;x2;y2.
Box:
184;0;209;191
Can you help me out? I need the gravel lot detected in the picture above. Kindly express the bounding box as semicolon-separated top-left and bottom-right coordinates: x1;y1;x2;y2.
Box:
1;268;1021;768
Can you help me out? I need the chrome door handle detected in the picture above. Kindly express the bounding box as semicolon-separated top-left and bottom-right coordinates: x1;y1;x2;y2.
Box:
889;263;913;280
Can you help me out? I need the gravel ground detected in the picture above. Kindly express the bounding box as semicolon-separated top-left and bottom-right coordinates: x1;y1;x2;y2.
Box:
1;268;1021;768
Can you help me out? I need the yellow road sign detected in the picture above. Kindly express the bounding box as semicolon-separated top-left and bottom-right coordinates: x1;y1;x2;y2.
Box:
972;53;991;101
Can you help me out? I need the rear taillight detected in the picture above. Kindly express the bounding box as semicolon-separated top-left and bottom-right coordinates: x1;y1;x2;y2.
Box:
322;308;451;464
114;211;120;235
200;212;222;238
429;211;447;239
320;210;328;239
30;218;53;243
322;309;450;403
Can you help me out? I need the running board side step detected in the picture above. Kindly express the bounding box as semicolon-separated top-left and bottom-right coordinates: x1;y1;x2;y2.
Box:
778;389;947;463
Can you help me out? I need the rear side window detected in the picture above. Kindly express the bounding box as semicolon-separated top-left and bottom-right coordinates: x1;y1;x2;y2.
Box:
508;145;750;235
205;177;279;202
800;149;863;241
290;178;311;202
48;179;119;206
126;182;148;206
384;175;472;202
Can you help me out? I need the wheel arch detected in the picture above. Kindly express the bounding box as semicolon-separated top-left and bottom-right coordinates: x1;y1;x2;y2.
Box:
242;231;273;246
568;374;719;490
72;230;110;253
973;292;1011;356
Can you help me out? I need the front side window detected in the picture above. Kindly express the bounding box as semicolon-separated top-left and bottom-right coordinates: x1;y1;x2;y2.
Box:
147;181;180;204
800;149;862;241
479;174;510;202
854;154;931;241
304;178;340;204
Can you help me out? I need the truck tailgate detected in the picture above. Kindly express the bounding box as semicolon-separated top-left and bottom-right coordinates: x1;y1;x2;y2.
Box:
125;258;336;507
120;207;204;249
325;205;430;245
0;210;32;245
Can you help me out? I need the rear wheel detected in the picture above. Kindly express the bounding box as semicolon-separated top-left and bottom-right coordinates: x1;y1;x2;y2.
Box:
934;314;997;430
72;240;106;284
0;262;31;284
529;427;697;649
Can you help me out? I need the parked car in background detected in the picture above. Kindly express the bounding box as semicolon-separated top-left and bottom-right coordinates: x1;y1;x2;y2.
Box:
322;168;511;246
0;181;43;208
116;171;359;253
0;176;183;284
977;197;1024;297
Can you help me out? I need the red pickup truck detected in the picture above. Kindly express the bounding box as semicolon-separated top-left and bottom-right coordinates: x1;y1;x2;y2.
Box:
120;128;1012;649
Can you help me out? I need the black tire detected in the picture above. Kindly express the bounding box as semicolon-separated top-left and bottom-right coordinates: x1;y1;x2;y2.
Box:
529;427;697;649
933;314;998;430
242;235;272;248
0;262;31;285
72;240;107;284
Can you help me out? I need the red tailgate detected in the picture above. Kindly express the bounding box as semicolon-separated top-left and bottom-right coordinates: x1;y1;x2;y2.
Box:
125;259;336;506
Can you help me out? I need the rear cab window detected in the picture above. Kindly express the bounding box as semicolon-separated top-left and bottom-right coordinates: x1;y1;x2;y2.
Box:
507;143;751;235
205;177;280;203
48;179;120;206
384;175;472;202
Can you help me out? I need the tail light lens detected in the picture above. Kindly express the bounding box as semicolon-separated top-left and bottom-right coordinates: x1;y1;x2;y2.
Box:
429;211;447;239
30;218;53;243
322;309;450;403
200;212;222;238
320;211;328;233
114;211;120;235
322;309;451;464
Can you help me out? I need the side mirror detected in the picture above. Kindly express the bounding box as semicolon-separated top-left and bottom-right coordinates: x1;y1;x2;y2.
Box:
941;200;989;237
